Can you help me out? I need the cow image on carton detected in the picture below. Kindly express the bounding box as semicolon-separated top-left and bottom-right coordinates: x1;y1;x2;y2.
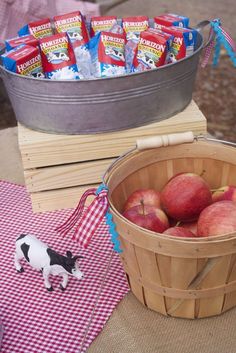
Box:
14;234;84;291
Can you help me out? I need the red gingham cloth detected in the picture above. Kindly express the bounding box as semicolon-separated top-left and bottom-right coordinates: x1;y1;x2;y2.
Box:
0;180;129;353
56;188;109;248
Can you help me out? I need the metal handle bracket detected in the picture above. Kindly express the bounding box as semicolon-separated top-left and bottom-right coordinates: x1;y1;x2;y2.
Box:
195;20;216;49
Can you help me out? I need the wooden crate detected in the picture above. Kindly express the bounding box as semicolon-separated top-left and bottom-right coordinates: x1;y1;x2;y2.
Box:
18;100;207;213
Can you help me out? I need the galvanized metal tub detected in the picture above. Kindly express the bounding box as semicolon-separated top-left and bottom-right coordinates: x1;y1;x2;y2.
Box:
0;23;209;135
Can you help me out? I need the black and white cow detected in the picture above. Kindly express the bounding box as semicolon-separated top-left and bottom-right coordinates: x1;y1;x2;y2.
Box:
68;31;83;41
137;52;156;69
31;72;45;79
47;52;70;63
15;234;83;291
168;52;177;63
105;47;125;62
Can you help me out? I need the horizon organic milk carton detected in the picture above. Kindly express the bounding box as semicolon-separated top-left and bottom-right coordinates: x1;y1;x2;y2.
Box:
39;33;80;79
160;26;197;62
122;16;149;42
53;11;92;79
18;18;54;39
154;14;189;29
1;45;44;78
132;30;172;72
5;35;38;52
53;11;89;48
88;31;126;78
90;16;118;37
123;16;149;73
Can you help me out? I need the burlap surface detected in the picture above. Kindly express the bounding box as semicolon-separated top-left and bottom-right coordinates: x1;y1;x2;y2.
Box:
1;127;236;353
0;127;25;185
88;292;236;353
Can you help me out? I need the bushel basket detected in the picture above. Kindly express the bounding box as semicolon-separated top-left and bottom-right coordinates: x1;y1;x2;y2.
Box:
105;133;236;319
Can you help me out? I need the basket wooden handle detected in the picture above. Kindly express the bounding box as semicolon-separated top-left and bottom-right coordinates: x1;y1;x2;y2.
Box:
136;131;195;151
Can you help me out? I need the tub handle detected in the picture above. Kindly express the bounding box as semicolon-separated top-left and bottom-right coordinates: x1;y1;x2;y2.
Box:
136;131;194;150
195;20;216;49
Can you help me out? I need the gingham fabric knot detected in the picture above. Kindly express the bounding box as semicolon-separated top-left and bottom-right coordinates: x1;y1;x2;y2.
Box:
202;18;236;68
56;186;109;248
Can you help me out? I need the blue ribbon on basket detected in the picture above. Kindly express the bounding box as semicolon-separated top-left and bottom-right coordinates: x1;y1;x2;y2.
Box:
55;183;122;253
201;19;236;68
96;184;122;253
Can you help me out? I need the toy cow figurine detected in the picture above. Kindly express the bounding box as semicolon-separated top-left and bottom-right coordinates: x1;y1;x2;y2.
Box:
14;234;84;291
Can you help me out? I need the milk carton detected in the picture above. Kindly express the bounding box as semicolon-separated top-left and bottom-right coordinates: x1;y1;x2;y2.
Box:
160;26;197;62
39;33;79;80
90;16;118;37
5;35;38;51
122;16;149;73
132;30;172;71
122;16;149;42
1;45;44;78
154;14;189;29
53;11;93;78
88;31;126;78
18;18;53;39
53;11;89;49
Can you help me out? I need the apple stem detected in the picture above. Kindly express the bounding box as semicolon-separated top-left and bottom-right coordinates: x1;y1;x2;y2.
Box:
176;221;181;227
140;199;145;216
200;170;206;177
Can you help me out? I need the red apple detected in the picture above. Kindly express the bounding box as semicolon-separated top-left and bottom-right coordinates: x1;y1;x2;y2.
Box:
212;185;236;203
161;173;212;221
123;189;161;212
179;221;198;235
163;226;195;238
122;204;169;233
197;200;236;237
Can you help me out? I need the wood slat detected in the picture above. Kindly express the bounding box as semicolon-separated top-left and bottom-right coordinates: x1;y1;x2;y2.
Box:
119;238;145;305
18;100;207;169
197;255;232;318
135;247;167;315
168;257;197;319
30;184;99;213
24;158;114;192
222;254;236;312
156;254;172;311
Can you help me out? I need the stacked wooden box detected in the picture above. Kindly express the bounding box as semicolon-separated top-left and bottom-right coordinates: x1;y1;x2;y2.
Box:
18;101;207;213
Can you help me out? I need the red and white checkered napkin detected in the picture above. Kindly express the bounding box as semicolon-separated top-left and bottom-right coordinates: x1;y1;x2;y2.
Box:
0;181;129;353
